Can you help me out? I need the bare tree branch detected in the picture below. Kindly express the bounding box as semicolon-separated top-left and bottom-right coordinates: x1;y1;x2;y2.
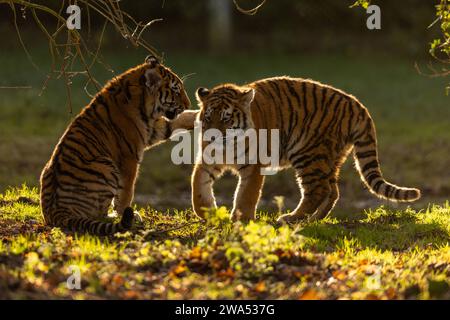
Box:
233;0;266;16
0;0;162;111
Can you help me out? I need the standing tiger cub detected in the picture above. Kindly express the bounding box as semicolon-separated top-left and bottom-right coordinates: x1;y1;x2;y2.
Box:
40;56;197;235
192;77;420;223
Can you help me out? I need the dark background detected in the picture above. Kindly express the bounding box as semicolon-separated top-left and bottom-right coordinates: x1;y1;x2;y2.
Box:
0;1;440;56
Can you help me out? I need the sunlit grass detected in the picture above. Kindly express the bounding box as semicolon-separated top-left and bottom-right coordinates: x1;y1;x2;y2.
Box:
0;185;449;299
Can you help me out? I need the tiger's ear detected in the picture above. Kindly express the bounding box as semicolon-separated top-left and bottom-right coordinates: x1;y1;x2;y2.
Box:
195;87;210;105
144;68;162;93
145;55;160;68
241;88;255;106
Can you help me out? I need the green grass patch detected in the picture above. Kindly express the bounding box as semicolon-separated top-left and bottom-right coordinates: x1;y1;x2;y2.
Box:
0;186;449;299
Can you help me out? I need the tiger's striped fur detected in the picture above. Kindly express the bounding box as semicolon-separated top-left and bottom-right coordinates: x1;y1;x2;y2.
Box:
40;56;197;235
192;77;420;223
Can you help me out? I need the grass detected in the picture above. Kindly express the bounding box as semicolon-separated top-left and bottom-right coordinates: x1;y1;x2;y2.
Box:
0;186;449;299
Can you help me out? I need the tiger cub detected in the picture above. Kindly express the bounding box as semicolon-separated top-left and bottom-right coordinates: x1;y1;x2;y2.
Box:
40;56;198;235
192;77;420;223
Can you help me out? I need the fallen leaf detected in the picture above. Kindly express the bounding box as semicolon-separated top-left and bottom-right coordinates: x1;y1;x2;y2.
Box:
299;289;320;300
189;246;202;260
385;287;398;299
217;267;235;279
358;259;368;266
366;293;381;300
123;290;140;299
254;281;266;293
171;262;187;277
112;274;125;286
332;270;347;281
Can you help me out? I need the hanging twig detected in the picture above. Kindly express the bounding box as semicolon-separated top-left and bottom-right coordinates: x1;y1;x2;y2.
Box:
233;0;266;16
0;0;163;111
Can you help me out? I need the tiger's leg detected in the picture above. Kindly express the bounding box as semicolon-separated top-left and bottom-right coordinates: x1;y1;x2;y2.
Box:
114;160;139;215
277;163;332;224
192;164;221;219
309;177;339;221
231;165;265;222
309;146;350;220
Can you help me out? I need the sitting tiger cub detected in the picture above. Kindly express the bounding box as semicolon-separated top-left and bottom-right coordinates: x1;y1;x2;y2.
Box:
192;77;420;223
40;56;197;235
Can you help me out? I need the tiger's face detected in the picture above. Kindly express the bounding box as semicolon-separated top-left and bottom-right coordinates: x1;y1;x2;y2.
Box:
140;56;191;120
195;84;255;136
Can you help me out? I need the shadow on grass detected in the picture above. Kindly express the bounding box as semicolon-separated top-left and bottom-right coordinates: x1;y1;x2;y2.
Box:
297;210;450;251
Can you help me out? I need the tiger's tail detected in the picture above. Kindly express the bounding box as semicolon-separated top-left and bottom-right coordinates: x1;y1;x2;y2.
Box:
58;207;135;236
352;115;421;202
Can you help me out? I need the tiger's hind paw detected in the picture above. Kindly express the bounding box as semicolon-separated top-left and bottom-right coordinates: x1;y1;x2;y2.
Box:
276;213;307;225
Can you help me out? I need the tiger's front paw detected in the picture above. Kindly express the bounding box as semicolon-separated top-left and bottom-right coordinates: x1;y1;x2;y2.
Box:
193;206;210;220
172;110;199;131
231;209;255;222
